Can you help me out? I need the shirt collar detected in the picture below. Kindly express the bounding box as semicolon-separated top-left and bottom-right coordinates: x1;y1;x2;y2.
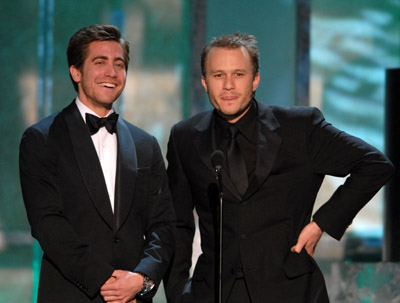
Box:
234;99;258;144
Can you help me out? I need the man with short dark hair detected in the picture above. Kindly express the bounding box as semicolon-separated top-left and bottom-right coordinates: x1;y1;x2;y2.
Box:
164;32;394;303
20;24;175;303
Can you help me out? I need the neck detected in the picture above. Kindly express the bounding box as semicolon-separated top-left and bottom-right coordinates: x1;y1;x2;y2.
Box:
218;100;253;124
79;100;113;117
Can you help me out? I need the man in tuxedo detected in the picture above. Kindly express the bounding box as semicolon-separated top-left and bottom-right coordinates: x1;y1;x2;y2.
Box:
19;24;175;303
163;32;394;303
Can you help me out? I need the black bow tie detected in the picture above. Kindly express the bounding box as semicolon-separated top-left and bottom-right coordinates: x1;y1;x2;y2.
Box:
86;112;119;135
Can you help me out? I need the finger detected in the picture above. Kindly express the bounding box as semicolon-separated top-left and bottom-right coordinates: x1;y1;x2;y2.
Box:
105;276;117;284
101;284;112;291
305;240;319;257
101;289;116;295
102;294;120;302
101;282;120;291
291;243;303;253
101;289;120;299
291;235;306;253
304;245;315;257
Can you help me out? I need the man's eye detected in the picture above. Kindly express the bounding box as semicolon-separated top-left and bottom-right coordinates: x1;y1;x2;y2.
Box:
214;74;222;78
236;73;244;77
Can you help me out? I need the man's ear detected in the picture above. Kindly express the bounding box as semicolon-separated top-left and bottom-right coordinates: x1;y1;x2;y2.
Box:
69;65;81;83
201;76;208;93
252;72;260;92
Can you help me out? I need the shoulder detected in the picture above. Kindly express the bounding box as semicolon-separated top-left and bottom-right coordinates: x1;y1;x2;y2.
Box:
121;119;154;141
119;119;160;156
19;112;64;165
21;101;80;141
170;110;212;134
21;112;60;144
259;103;322;120
259;103;324;126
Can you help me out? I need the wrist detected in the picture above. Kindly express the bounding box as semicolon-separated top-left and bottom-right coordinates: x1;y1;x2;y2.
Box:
135;272;155;296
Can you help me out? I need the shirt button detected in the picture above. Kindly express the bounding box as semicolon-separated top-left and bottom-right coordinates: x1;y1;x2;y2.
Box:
240;234;246;240
113;238;120;244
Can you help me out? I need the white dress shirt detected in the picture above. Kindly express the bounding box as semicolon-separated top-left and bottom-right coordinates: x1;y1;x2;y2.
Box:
75;98;117;213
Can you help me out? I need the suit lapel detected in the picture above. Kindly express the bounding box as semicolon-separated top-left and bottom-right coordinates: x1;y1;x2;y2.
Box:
63;102;114;228
245;102;282;199
193;112;242;200
114;118;137;233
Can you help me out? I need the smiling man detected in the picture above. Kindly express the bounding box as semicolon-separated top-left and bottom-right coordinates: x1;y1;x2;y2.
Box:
19;24;175;303
163;32;393;303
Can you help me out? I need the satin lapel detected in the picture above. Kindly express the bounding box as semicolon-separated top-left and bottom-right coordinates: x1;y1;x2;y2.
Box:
193;112;241;200
114;119;137;233
245;103;282;199
63;102;114;228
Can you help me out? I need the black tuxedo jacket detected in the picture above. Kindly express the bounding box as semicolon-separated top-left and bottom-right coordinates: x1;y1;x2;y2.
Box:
164;101;393;303
19;101;176;303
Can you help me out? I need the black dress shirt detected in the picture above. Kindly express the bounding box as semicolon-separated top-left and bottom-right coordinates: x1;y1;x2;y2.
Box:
213;99;258;181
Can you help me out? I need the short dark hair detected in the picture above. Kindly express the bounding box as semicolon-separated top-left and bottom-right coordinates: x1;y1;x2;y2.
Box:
67;24;130;92
201;32;260;77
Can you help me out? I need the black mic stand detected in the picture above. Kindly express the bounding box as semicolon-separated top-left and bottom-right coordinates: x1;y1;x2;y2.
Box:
211;150;224;303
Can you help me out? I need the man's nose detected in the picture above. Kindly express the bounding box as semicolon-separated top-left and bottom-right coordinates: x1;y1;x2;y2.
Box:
105;64;118;77
223;76;234;90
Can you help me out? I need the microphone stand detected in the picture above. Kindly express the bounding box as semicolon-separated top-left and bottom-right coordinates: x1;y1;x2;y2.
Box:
211;150;224;303
215;165;223;303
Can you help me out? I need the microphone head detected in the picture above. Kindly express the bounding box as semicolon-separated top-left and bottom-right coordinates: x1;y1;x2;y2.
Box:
211;150;224;170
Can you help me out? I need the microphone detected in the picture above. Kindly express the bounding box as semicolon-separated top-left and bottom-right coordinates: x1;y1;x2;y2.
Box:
211;150;224;172
211;150;223;199
211;150;224;303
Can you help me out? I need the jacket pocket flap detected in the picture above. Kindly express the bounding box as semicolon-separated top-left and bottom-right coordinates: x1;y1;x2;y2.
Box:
283;249;315;279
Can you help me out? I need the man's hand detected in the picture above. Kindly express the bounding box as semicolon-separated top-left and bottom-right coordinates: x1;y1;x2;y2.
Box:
100;270;143;303
291;221;323;257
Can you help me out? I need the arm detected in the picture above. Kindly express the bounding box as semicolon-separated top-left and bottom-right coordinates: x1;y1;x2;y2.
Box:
163;126;196;303
19;125;114;298
134;136;176;286
307;107;394;240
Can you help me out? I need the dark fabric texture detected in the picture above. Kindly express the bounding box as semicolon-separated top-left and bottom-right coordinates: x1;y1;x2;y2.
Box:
19;101;176;303
163;100;394;303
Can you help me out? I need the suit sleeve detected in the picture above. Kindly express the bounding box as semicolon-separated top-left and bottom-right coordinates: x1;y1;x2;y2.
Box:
307;107;394;240
132;136;176;297
19;126;114;298
163;125;196;303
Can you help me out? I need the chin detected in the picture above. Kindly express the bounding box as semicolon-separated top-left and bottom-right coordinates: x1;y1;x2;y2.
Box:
98;100;116;107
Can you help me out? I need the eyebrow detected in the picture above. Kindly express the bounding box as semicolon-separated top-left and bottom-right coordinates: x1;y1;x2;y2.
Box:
92;56;126;64
210;68;248;74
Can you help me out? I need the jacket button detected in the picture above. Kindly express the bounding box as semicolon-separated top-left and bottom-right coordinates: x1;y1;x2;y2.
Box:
240;234;246;240
241;201;248;206
113;238;120;244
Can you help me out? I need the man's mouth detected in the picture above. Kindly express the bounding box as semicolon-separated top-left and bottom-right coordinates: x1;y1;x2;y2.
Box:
99;83;117;88
221;95;238;100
